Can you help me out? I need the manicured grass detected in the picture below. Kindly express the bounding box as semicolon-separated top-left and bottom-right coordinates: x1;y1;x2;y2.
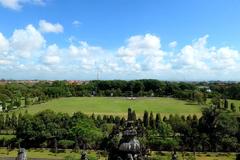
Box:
0;148;105;159
0;148;236;160
15;97;205;117
151;151;236;160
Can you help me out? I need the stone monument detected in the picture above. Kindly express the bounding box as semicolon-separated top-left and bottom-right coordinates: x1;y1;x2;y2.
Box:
81;151;88;160
16;148;27;160
108;121;146;160
171;150;177;160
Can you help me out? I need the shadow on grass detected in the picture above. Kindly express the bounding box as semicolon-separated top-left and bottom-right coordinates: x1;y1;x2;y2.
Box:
185;102;199;105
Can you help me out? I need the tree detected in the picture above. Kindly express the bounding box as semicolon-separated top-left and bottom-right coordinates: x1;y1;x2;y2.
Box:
114;116;121;126
109;115;114;123
96;115;102;121
149;112;155;129
156;121;178;151
131;111;136;121
91;113;96;121
24;96;31;106
5;114;11;130
14;98;21;108
211;95;221;108
163;116;167;122
143;111;149;128
120;117;126;126
18;112;23;126
181;115;186;121
58;140;74;149
11;112;18;130
224;98;228;110
199;106;238;151
155;113;161;129
231;103;236;112
0;114;5;132
71;118;103;149
127;108;132;121
194;91;204;105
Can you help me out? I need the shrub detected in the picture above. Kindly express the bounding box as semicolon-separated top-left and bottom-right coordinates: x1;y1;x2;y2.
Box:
58;140;75;149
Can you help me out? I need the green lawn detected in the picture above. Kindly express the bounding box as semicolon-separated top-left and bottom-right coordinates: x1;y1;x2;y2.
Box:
0;148;105;159
15;97;205;117
0;148;236;160
151;151;236;160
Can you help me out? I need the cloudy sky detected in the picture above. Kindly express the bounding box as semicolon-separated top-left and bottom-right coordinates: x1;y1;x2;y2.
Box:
0;0;240;80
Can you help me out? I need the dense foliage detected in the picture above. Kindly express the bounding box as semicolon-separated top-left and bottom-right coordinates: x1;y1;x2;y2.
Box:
1;80;240;153
0;102;239;153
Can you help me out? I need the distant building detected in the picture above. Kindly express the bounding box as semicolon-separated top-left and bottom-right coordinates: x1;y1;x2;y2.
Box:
198;86;212;93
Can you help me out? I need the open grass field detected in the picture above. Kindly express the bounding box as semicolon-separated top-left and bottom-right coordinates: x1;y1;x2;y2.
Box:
0;148;236;160
14;97;206;117
0;148;104;159
151;151;236;160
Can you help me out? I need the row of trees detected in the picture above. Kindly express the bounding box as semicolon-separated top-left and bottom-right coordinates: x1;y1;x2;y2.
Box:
2;80;240;113
0;102;239;153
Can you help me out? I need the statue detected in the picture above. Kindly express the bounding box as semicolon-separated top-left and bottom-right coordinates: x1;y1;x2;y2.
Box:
81;151;88;160
16;148;27;160
171;150;177;160
108;121;147;160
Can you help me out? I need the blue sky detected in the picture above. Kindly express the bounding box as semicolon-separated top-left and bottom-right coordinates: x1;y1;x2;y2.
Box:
0;0;240;80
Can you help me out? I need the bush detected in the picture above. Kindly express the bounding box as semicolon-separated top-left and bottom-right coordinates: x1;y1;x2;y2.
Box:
64;155;78;160
58;140;75;149
236;153;240;160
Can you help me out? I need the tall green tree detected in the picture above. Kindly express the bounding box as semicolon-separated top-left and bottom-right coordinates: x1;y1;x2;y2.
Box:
199;106;238;151
11;112;18;130
71;118;103;149
5;114;11;130
155;113;161;129
127;108;132;121
224;98;228;110
143;111;149;128
131;111;136;121
230;103;236;112
0;114;5;132
149;112;155;129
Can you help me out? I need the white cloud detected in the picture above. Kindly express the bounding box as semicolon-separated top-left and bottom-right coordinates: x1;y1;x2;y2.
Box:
211;47;240;70
0;60;11;65
68;41;103;57
1;26;240;80
118;33;161;57
0;32;9;54
117;34;170;72
10;24;45;58
173;34;240;80
39;20;64;33
43;44;61;65
169;41;177;48
0;0;45;10
68;41;107;71
72;20;81;27
0;0;21;10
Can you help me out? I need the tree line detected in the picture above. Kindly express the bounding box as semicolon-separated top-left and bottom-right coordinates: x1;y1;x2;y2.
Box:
0;100;239;153
1;80;240;112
